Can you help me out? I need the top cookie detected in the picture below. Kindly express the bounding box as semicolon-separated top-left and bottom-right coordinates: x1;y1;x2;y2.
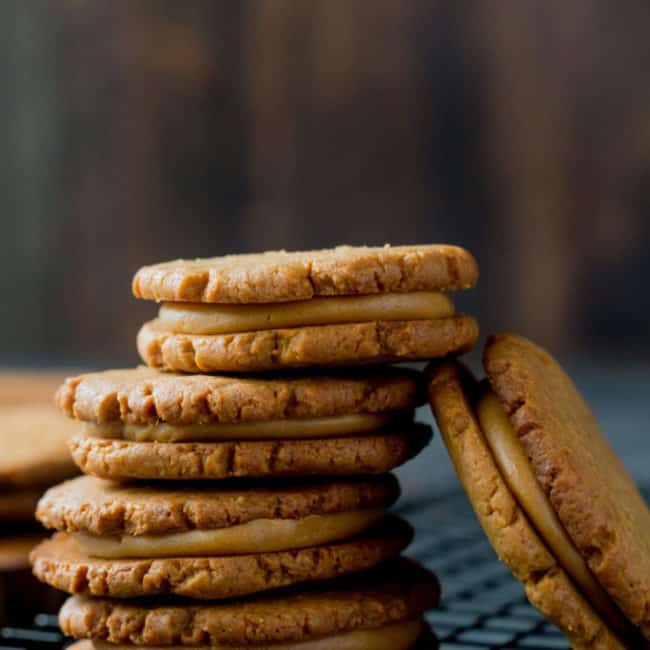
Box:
55;366;421;425
0;404;77;489
132;245;478;304
484;334;650;639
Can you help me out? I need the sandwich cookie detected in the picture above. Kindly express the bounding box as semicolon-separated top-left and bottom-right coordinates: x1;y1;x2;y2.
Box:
58;558;439;650
36;474;399;560
1;405;78;522
33;475;414;603
56;367;430;480
428;334;650;649
132;245;479;372
0;396;77;623
30;517;411;600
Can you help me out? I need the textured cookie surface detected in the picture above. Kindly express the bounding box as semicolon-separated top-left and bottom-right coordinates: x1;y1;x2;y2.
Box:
132;245;478;304
484;334;650;639
31;518;411;599
56;366;421;425
137;316;479;373
37;474;399;536
0;405;77;489
59;558;438;646
66;426;430;480
428;361;626;650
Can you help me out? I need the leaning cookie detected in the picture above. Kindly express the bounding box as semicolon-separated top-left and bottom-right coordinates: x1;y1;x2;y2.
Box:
59;558;439;650
132;245;479;372
428;335;650;649
56;367;430;480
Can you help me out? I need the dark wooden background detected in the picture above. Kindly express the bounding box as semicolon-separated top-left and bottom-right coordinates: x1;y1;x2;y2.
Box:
1;1;649;366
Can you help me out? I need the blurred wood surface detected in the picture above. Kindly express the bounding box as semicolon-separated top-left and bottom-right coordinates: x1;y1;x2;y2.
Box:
1;1;649;364
0;372;71;405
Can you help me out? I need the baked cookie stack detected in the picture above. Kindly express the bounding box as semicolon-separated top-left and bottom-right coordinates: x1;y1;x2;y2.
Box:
31;244;479;650
0;372;78;623
0;371;77;533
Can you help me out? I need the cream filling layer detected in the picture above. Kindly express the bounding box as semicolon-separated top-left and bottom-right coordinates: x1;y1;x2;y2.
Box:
74;508;385;558
91;620;423;650
82;413;393;442
476;386;632;639
159;291;454;335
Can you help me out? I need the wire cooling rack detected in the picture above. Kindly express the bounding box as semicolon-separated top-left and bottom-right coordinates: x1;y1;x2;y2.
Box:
401;484;650;649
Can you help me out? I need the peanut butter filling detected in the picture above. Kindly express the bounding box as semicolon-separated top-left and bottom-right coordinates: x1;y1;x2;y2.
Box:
91;619;423;650
74;508;385;558
82;413;393;442
477;385;632;639
158;291;454;335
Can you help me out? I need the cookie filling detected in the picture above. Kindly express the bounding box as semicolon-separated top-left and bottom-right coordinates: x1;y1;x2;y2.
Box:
82;413;397;442
158;291;454;335
476;385;633;639
74;508;385;558
91;619;423;650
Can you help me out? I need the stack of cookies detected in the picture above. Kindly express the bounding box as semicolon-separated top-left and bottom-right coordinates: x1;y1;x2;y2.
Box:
0;372;78;623
0;371;77;532
31;244;479;650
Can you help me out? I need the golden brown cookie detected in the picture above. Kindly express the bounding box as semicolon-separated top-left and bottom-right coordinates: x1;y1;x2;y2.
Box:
132;246;479;372
484;335;650;641
59;558;439;647
55;366;429;479
137;316;478;373
428;340;649;648
132;245;478;304
428;362;625;649
66;426;430;481
31;517;411;600
0;405;77;490
36;474;399;537
55;366;422;425
1;405;78;522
